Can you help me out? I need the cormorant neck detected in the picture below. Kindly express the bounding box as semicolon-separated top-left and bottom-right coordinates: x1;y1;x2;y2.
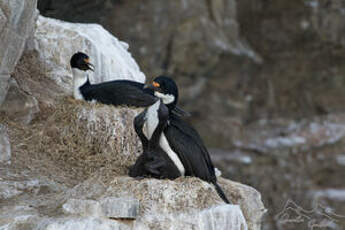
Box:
154;91;176;107
72;68;88;100
144;99;161;140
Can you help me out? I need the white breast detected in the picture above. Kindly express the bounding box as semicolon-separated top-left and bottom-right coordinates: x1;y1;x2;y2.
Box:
159;134;185;176
72;68;88;100
143;100;185;176
143;100;160;139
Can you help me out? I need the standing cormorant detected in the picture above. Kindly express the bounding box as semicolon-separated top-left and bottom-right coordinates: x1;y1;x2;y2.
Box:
141;76;231;204
129;101;181;179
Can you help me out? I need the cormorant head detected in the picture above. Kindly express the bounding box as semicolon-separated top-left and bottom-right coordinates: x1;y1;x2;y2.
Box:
146;76;178;110
70;52;94;72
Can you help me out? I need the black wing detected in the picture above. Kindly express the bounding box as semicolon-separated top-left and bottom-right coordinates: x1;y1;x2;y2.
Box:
164;113;216;182
80;80;157;107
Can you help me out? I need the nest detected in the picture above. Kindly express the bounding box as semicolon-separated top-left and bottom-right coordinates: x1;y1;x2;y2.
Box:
5;97;143;187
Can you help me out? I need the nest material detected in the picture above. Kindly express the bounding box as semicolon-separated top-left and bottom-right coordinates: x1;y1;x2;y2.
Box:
5;97;142;187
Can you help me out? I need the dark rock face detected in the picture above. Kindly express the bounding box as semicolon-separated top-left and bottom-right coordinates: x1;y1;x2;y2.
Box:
38;0;345;142
211;114;345;230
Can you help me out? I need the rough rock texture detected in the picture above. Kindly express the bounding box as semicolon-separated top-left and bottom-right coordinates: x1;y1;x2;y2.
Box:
0;75;10;107
38;0;345;141
1;45;264;230
62;197;139;219
100;197;139;219
0;96;265;230
36;1;345;229
212;114;345;230
27;15;146;92
36;0;263;131
0;3;265;229
0;78;39;125
0;0;38;106
2;12;146;126
58;176;257;229
38;0;260;77
0;124;11;164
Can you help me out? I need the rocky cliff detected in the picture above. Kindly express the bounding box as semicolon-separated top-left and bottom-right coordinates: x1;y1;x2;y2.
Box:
0;2;265;230
36;1;345;230
38;0;345;142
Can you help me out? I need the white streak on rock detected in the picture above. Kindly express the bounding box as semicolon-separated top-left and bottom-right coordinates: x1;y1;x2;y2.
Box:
29;16;146;93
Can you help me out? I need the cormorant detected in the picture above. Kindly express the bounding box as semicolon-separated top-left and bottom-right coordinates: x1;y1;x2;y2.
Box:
70;52;190;117
129;102;181;179
70;52;157;107
142;76;231;204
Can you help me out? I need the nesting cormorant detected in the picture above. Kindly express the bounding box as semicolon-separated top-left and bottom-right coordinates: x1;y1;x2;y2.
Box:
142;76;231;204
70;52;157;107
70;52;190;116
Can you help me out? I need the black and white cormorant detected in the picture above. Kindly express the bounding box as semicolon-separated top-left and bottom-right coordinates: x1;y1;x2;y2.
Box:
138;76;231;204
70;52;190;116
70;52;157;107
129;102;181;179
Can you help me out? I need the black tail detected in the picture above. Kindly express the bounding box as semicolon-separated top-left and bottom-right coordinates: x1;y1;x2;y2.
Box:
172;106;191;117
212;181;231;204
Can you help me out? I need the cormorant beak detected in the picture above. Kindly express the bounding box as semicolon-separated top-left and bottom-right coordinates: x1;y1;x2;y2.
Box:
87;63;95;72
84;58;94;72
144;81;162;92
144;81;190;117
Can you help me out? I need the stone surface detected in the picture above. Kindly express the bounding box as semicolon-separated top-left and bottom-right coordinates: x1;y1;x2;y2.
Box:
0;0;39;123
0;165;64;201
0;0;37;74
0;0;38;106
62;199;102;217
30;1;345;229
37;0;345;146
99;176;264;230
233;115;345;154
212;114;345;230
0;175;258;230
0;96;264;230
0;78;39;125
134;204;248;230
62;198;139;219
0;205;40;230
38;0;260;77
39;217;131;230
0;4;265;229
0;124;11;164
0;74;10;106
27;15;146;93
100;197;139;219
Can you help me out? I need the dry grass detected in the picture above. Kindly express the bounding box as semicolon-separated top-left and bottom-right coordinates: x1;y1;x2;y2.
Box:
2;50;143;188
3;97;142;187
